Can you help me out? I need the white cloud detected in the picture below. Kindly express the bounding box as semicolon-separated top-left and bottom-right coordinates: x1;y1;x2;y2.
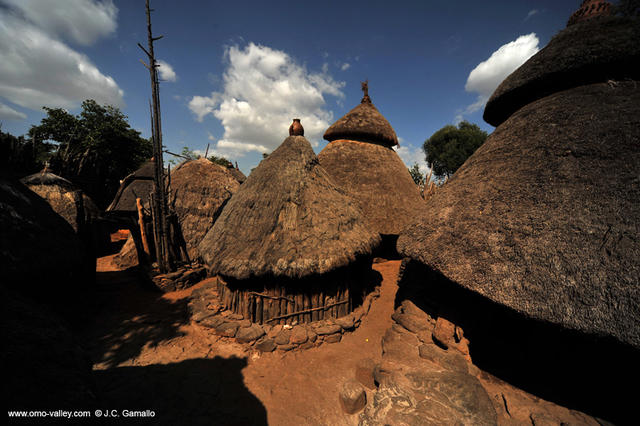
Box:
0;3;124;112
157;60;177;82
1;0;118;45
340;62;351;71
459;33;539;120
525;9;539;21
394;143;432;178
189;42;345;157
0;102;27;120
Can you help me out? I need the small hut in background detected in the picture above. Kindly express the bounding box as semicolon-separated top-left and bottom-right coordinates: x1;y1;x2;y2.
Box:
170;158;241;260
21;169;110;261
106;159;155;214
396;12;639;423
198;122;380;324
318;82;424;255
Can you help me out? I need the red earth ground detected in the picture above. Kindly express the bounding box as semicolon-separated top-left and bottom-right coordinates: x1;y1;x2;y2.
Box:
82;255;596;425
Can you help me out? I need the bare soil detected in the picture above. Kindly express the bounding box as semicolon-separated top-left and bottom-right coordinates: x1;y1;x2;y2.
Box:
81;255;400;425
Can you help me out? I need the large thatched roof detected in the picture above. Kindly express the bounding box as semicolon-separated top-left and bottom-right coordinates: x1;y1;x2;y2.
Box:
198;135;380;280
398;81;640;348
1;178;85;288
106;160;155;213
484;16;640;127
318;140;424;236
21;171;100;232
170;158;241;260
323;94;398;147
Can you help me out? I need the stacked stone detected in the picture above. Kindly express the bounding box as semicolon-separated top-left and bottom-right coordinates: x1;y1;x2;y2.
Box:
189;279;380;351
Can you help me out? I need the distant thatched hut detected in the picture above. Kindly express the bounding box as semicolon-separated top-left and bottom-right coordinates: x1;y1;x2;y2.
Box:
198;130;380;324
21;170;100;232
1;178;85;292
170;158;241;260
106;160;155;214
318;83;424;253
21;170;109;260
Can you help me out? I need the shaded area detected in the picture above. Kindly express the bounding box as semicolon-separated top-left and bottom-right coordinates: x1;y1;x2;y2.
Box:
2;286;96;411
94;357;267;426
80;263;189;368
396;259;639;424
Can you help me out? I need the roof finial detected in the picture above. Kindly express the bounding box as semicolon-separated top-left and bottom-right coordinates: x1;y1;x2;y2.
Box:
361;80;371;103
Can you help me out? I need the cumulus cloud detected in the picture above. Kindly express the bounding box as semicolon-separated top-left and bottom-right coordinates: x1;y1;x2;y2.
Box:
0;102;27;121
189;42;345;157
1;0;117;45
394;143;432;178
458;33;539;120
157;60;177;82
0;1;123;112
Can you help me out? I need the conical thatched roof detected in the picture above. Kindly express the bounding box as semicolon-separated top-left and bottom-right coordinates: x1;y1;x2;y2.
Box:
198;135;380;280
323;91;398;147
1;178;85;288
398;81;640;348
106;160;155;213
228;167;247;184
318;142;424;236
484;16;640;126
170;158;241;260
21;171;100;232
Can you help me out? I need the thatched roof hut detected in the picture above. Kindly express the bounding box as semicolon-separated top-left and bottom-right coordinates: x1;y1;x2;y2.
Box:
170;158;241;260
484;16;640;127
398;17;640;350
200;134;379;279
1;178;85;291
21;170;100;232
198;130;380;324
318;84;424;239
106;160;155;213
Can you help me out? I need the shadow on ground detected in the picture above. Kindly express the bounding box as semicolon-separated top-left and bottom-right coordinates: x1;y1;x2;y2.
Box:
81;266;190;368
94;357;267;425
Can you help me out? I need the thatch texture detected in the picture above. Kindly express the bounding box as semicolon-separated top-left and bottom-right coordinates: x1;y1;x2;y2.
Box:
198;135;380;280
21;171;100;232
484;17;640;126
318;140;424;236
170;158;241;260
106;160;155;213
0;178;85;288
228;167;247;184
323;98;398;147
398;82;640;348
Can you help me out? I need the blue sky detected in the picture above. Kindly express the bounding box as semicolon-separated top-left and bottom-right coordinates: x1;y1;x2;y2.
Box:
0;0;584;175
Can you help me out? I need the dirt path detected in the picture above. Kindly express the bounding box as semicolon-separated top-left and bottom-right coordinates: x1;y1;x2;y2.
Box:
83;256;400;425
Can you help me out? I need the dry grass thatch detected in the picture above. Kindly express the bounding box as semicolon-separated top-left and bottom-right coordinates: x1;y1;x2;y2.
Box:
323;97;398;147
484;16;640;126
106;160;155;213
21;171;100;232
318;140;425;236
228;167;247;184
1;178;85;288
170;158;241;260
198;135;380;280
398;82;640;349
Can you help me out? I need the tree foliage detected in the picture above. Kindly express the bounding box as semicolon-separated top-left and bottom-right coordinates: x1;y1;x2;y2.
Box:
28;100;152;208
208;154;233;168
422;121;488;178
408;163;424;187
0;127;53;179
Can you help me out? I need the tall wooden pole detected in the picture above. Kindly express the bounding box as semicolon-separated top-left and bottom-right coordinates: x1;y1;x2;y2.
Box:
139;0;171;273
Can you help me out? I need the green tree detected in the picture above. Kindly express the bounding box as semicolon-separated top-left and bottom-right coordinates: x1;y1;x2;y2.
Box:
422;121;488;178
29;100;152;208
208;154;232;168
408;163;424;187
